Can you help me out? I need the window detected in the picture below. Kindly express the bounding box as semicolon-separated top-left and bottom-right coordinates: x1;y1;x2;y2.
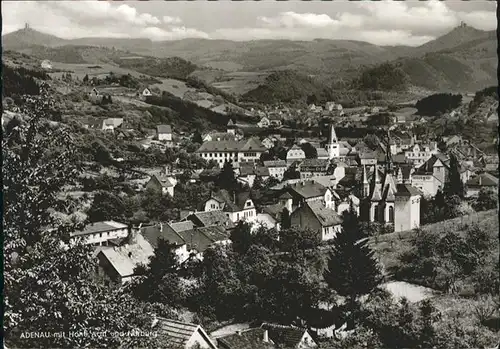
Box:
389;206;394;223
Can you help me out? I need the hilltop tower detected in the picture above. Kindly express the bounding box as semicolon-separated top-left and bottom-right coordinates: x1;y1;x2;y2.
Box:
325;124;340;159
25;23;30;30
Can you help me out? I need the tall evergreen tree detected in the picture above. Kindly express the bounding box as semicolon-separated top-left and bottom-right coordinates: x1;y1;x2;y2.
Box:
216;161;239;192
323;207;383;307
444;153;464;198
132;238;182;306
281;207;291;229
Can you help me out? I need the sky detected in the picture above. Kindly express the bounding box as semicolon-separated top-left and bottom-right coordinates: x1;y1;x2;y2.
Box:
2;0;497;46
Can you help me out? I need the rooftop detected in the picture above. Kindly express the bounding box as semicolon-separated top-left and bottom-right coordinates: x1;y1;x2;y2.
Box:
98;233;154;278
187;210;235;228
157;124;172;134
287;180;328;199
217;328;275;349
261;323;310;348
72;220;128;237
305;201;342;227
467;172;499;187
178;226;229;253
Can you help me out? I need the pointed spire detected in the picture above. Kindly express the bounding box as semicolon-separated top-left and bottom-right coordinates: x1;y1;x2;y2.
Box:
362;165;368;183
329;124;337;144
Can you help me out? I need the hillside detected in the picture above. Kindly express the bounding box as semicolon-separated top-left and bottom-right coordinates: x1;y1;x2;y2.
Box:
2;24;496;95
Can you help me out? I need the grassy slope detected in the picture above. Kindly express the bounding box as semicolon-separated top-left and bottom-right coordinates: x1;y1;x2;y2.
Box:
370;209;498;275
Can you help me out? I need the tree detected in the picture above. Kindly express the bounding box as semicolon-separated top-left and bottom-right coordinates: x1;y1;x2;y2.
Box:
280;208;291;229
253;174;264;190
473;188;497;211
87;191;127;222
283;165;300;180
132;238;182;306
192;130;203;144
444;154;464;198
230;222;254;255
307;94;318;105
216;161;239;192
3;92;162;348
323;208;383;310
300;143;318;159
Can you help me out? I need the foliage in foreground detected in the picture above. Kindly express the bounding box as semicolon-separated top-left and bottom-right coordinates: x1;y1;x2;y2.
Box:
3;92;173;348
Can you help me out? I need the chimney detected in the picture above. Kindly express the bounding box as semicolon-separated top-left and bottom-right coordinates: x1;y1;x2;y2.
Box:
263;330;269;343
479;176;482;185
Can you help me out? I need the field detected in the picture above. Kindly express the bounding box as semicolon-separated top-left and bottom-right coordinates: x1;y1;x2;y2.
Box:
150;78;195;99
211;71;270;95
47;62;157;80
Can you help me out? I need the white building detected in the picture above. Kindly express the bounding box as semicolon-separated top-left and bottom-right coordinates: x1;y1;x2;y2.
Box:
263;160;288;181
71;221;129;246
157;124;172;143
203;189;257;224
405;142;438;168
196;138;267;168
286;145;306;165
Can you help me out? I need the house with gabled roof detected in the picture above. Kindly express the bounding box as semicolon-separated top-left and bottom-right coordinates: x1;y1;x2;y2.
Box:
95;232;154;285
141;87;152;97
177;226;230;258
264;160;287;180
290;201;342;241
141;223;191;264
286;145;306;165
185;211;235;230
411;154;449;197
281;180;336;211
156;124;172;144
145;174;176;197
153;317;217;349
237;164;270;188
260;323;318;348
203;189;256;223
261;137;275;149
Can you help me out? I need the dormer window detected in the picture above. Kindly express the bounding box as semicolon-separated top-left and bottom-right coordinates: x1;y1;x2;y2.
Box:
245;200;252;207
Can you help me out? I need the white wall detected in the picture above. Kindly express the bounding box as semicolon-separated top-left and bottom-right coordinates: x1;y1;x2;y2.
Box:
158;133;172;141
71;228;128;246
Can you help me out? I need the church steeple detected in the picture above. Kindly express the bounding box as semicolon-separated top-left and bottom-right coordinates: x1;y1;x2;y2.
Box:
326;123;340;159
362;165;369;197
385;129;394;174
328;124;337;144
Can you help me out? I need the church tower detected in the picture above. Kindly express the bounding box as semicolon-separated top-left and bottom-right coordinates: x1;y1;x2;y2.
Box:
362;165;369;197
326;124;340;159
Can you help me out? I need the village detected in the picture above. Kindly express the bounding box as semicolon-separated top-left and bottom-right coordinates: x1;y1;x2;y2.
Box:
2;14;499;349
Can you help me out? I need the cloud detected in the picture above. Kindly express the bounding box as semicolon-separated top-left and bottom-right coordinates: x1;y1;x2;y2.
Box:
1;1;206;41
258;12;338;29
141;26;209;41
456;10;497;31
1;1;496;45
163;16;183;25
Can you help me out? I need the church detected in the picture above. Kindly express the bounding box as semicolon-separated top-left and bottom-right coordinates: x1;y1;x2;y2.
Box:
325;124;340;159
359;142;422;233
